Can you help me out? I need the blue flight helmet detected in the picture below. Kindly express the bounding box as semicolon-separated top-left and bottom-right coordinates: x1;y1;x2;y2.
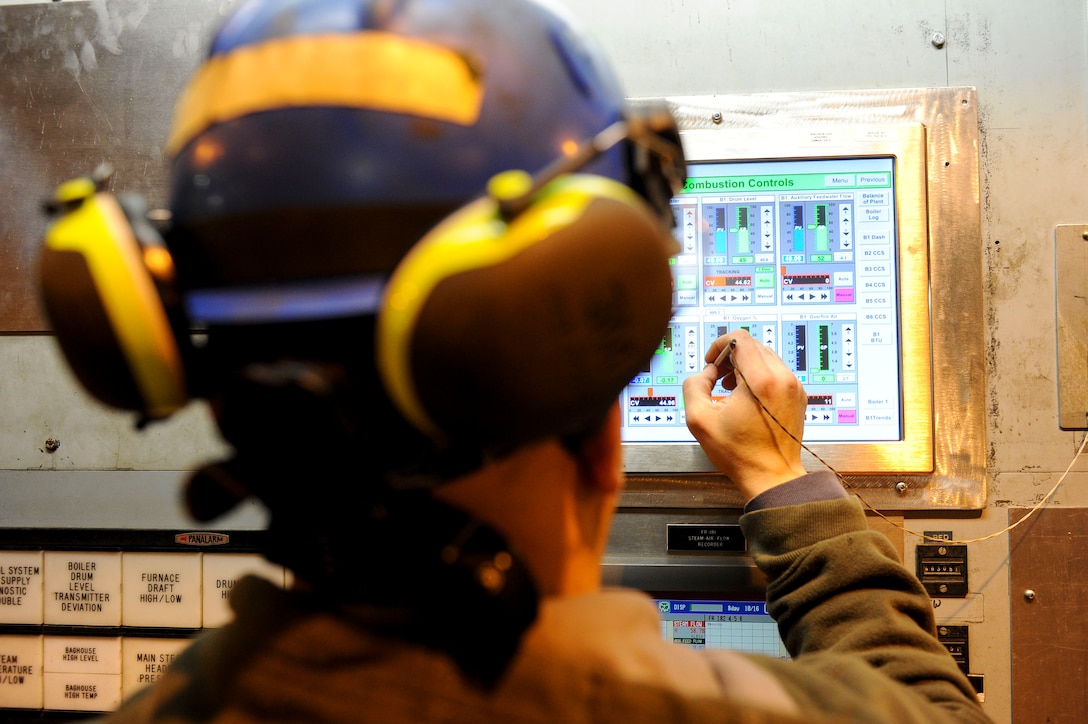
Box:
163;0;685;454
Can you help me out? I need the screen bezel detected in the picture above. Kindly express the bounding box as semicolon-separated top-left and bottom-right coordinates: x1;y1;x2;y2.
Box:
621;123;933;477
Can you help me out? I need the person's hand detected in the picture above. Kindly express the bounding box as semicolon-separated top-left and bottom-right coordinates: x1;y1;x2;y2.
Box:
682;329;808;502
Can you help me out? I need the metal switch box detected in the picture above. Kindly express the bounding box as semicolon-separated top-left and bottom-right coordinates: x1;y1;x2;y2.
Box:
916;544;968;598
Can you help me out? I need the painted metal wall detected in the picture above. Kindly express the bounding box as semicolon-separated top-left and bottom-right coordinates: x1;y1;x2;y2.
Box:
559;4;1088;721
3;0;1088;721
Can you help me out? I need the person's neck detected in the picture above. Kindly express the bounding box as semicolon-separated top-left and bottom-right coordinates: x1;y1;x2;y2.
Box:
433;438;615;598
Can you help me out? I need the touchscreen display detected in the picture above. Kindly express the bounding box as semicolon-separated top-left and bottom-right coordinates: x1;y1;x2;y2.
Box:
622;156;902;445
655;597;788;658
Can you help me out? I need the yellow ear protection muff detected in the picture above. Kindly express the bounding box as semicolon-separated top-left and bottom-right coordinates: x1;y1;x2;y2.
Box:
39;164;189;421
377;109;685;449
38;105;683;453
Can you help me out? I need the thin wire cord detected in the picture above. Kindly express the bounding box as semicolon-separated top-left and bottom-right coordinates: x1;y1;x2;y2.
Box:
729;358;1088;546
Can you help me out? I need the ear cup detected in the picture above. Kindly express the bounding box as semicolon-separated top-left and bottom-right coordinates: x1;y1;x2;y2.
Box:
40;186;188;418
377;173;677;448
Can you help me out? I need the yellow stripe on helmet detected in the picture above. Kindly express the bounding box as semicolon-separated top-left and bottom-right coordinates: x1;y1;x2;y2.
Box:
167;31;485;155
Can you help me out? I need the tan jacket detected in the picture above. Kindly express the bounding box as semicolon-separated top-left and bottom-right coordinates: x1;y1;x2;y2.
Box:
100;497;990;723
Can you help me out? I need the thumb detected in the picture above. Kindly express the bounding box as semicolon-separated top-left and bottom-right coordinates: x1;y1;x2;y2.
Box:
682;362;721;412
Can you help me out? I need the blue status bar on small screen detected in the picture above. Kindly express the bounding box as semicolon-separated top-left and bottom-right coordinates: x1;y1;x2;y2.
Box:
656;599;770;616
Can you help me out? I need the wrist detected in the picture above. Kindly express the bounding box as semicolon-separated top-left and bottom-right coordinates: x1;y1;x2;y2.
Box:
732;464;810;504
742;471;848;512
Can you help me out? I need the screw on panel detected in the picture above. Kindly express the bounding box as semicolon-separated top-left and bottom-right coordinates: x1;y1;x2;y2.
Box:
44;437;60;453
711;112;723;124
895;481;908;493
931;32;946;49
1023;589;1037;602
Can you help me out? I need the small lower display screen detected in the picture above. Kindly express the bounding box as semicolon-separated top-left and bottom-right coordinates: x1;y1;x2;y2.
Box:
655;598;789;659
623;155;902;446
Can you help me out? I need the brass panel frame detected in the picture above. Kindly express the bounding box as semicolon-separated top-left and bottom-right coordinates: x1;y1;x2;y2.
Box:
621;88;986;511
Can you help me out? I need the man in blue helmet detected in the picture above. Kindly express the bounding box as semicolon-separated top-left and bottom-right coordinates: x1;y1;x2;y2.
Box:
50;0;989;721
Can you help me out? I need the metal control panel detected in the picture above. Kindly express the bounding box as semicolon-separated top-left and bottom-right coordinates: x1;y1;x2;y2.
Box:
0;529;281;717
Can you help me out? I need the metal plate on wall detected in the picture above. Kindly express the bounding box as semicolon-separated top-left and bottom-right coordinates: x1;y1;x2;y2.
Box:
0;0;237;331
1055;224;1088;429
1010;507;1088;721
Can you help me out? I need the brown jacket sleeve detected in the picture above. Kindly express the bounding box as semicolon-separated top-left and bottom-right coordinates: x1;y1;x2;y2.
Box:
740;496;992;723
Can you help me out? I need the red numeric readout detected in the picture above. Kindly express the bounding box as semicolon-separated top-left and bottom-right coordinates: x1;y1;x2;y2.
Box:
704;275;753;287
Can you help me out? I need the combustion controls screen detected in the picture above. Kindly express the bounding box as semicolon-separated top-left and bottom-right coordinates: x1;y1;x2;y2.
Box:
623;156;901;444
